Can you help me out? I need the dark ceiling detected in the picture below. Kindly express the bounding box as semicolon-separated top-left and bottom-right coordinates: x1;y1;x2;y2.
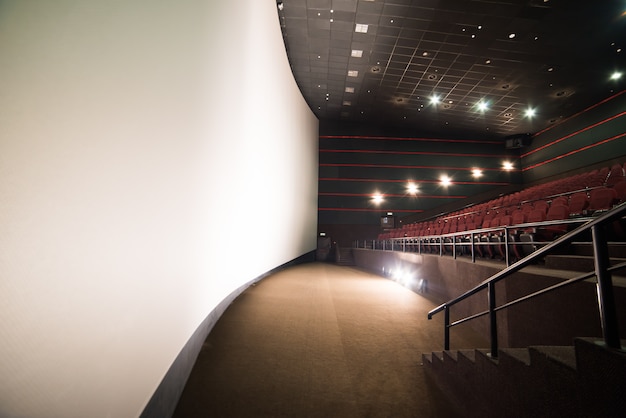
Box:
277;0;625;138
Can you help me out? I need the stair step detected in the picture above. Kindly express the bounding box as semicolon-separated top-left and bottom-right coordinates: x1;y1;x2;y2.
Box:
424;340;626;417
570;242;626;258
544;254;626;272
529;345;577;371
499;347;531;366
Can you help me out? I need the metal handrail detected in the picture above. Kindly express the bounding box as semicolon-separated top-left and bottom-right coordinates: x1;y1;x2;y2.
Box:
427;201;626;358
360;216;597;266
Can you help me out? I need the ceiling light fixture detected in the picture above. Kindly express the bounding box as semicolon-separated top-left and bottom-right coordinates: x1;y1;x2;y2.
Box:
345;87;355;93
502;161;514;171
430;95;441;105
477;101;489;112
355;23;369;33
472;168;483;178
525;107;536;118
508;33;516;39
610;71;623;80
351;49;363;58
348;70;359;77
407;183;419;195
440;175;452;186
372;193;384;204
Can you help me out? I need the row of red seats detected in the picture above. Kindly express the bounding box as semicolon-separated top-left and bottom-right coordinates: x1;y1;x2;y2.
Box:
377;163;626;259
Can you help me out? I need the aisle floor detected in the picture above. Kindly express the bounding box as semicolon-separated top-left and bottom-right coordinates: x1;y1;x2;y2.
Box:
173;262;487;417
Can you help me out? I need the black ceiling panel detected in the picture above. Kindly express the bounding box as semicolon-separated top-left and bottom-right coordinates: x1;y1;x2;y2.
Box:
278;0;626;138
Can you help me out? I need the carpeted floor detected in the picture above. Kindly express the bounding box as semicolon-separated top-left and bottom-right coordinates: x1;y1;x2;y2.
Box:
173;262;487;417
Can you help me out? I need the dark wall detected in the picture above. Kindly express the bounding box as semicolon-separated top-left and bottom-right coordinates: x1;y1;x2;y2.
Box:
318;122;522;230
319;92;626;246
522;91;626;184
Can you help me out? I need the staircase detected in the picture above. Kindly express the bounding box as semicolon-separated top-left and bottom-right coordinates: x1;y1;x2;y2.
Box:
335;247;355;266
422;337;626;418
545;242;626;272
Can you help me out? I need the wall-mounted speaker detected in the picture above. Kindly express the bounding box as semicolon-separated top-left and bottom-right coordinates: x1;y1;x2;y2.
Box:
505;133;533;149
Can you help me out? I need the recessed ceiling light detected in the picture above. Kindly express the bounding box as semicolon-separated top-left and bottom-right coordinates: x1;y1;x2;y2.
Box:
330;9;334;13
330;18;334;22
485;59;491;64
390;19;394;23
317;12;321;16
345;86;355;93
372;193;384;204
440;175;452;186
317;55;321;59
343;101;352;106
610;71;623;80
407;183;419;195
525;107;536;118
355;23;369;33
422;51;429;56
478;25;482;30
472;168;483;178
471;34;476;38
548;67;554;72
477;101;489;111
430;95;441;105
508;33;516;39
348;70;359;77
351;49;363;58
503;161;514;171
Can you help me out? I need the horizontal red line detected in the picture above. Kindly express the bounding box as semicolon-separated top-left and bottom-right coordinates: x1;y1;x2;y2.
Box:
318;208;425;213
320;163;519;171
320;135;500;144
319;177;511;186
319;192;468;198
523;132;626;171
320;149;512;158
521;111;626;159
534;90;625;136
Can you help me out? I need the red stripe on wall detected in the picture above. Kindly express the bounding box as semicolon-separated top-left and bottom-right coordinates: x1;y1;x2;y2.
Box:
319;177;511;186
320;149;512;158
318;208;424;213
320;163;519;171
319;192;468;198
521;111;626;158
319;135;500;144
522;132;626;172
534;90;626;137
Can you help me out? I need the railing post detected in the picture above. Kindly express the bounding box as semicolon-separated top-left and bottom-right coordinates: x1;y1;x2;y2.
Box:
471;232;476;263
453;236;457;259
591;224;621;349
444;306;450;351
488;281;498;358
504;227;510;267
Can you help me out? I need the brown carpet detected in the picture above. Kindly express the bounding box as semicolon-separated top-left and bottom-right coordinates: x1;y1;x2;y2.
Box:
173;262;487;417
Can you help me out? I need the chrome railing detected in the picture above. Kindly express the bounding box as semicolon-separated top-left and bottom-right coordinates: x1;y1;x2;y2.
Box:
355;217;594;266
426;201;626;358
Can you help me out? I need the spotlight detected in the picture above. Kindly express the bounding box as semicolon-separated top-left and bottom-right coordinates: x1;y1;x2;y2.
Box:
440;175;452;186
407;182;419;195
372;193;384;204
430;95;441;105
472;168;483;178
503;161;514;170
610;71;623;81
477;101;489;112
525;107;536;118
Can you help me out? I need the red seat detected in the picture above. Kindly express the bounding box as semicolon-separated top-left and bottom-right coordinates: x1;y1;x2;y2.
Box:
568;192;589;216
613;181;626;204
544;204;571;236
587;187;618;213
605;164;625;186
